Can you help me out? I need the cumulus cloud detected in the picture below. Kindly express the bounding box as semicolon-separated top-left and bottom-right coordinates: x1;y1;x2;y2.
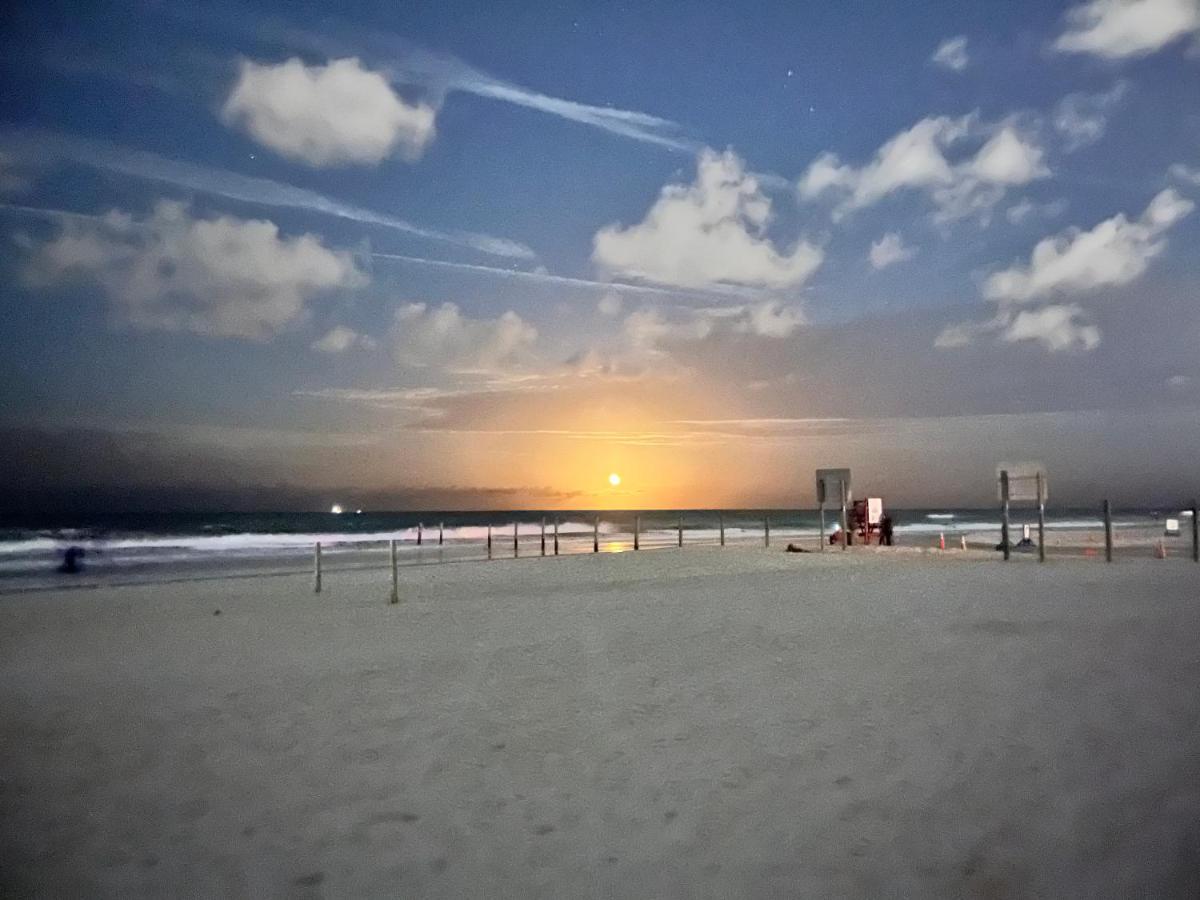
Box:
931;36;970;71
597;292;623;316
938;189;1193;354
869;232;918;268
1053;0;1200;58
1053;82;1128;152
222;57;437;166
24;201;364;339
798;115;1048;222
1006;198;1069;224
935;304;1101;352
312;325;377;354
983;188;1194;301
392;302;537;372
593;149;824;289
1169;162;1200;185
1000;304;1102;351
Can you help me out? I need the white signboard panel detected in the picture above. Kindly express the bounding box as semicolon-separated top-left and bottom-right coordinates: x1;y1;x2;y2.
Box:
815;468;851;504
996;462;1047;504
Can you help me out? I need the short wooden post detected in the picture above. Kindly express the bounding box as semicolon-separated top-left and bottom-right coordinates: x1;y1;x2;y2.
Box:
719;511;725;547
1192;501;1198;563
634;515;640;550
677;512;683;548
554;517;559;555
438;522;444;545
313;542;322;593
1036;472;1046;564
487;524;493;560
1000;470;1011;561
1103;500;1113;563
764;514;770;548
417;522;423;546
819;500;826;551
513;521;519;558
593;516;599;553
540;517;546;556
389;539;399;604
839;481;849;550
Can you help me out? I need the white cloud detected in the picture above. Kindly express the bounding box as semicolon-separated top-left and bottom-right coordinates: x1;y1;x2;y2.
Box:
312;325;376;354
1001;304;1102;351
1054;82;1129;152
392;302;537;372
935;304;1101;352
735;300;806;337
1006;198;1069;224
798;115;1049;222
593;149;824;289
939;189;1193;354
1053;0;1200;58
222;57;437;166
983;188;1194;302
597;292;623;316
931;36;970;71
869;232;918;268
1169;162;1200;185
24;201;364;339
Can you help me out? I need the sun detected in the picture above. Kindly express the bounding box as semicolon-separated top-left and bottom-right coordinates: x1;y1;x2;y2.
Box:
608;472;621;487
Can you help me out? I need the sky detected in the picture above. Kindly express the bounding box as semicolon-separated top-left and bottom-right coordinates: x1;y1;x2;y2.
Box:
1;0;1199;512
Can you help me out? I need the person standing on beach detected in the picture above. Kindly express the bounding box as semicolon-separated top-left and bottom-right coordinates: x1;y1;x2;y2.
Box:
879;514;894;547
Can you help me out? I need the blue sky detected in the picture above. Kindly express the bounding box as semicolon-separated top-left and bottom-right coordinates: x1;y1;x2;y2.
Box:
1;0;1199;510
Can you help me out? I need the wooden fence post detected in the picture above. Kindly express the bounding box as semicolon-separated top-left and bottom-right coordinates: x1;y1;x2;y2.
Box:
593;516;599;553
439;522;444;545
1103;500;1113;563
417;522;422;546
1000;470;1010;562
389;539;399;604
1192;500;1198;563
764;514;770;548
513;521;519;558
677;513;683;548
719;511;725;547
487;524;492;560
634;515;640;550
313;542;322;593
554;517;559;555
1037;472;1046;564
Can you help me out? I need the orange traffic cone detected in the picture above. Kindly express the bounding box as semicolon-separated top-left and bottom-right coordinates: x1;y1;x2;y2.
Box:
939;532;945;550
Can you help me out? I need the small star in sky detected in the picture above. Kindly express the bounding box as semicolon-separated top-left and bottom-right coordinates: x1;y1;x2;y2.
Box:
786;69;794;77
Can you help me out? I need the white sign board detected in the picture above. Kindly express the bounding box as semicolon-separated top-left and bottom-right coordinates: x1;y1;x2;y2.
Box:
815;468;851;504
996;462;1047;504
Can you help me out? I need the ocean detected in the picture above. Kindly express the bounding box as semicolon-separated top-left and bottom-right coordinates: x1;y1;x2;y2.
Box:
1;506;1189;592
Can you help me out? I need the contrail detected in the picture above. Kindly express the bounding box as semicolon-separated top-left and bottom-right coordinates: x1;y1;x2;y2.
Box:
0;129;536;260
370;252;766;300
278;28;700;152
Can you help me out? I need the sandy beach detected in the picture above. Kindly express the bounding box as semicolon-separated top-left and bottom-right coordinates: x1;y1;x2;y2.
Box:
2;548;1198;897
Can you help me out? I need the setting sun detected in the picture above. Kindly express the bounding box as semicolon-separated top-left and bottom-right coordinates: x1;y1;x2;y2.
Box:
608;473;621;487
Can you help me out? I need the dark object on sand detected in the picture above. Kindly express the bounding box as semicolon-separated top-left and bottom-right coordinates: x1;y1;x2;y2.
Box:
995;538;1037;553
879;514;894;546
57;546;85;573
785;543;809;553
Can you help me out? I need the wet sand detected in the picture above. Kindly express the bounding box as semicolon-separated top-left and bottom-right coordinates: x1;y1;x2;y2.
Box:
1;548;1198;897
